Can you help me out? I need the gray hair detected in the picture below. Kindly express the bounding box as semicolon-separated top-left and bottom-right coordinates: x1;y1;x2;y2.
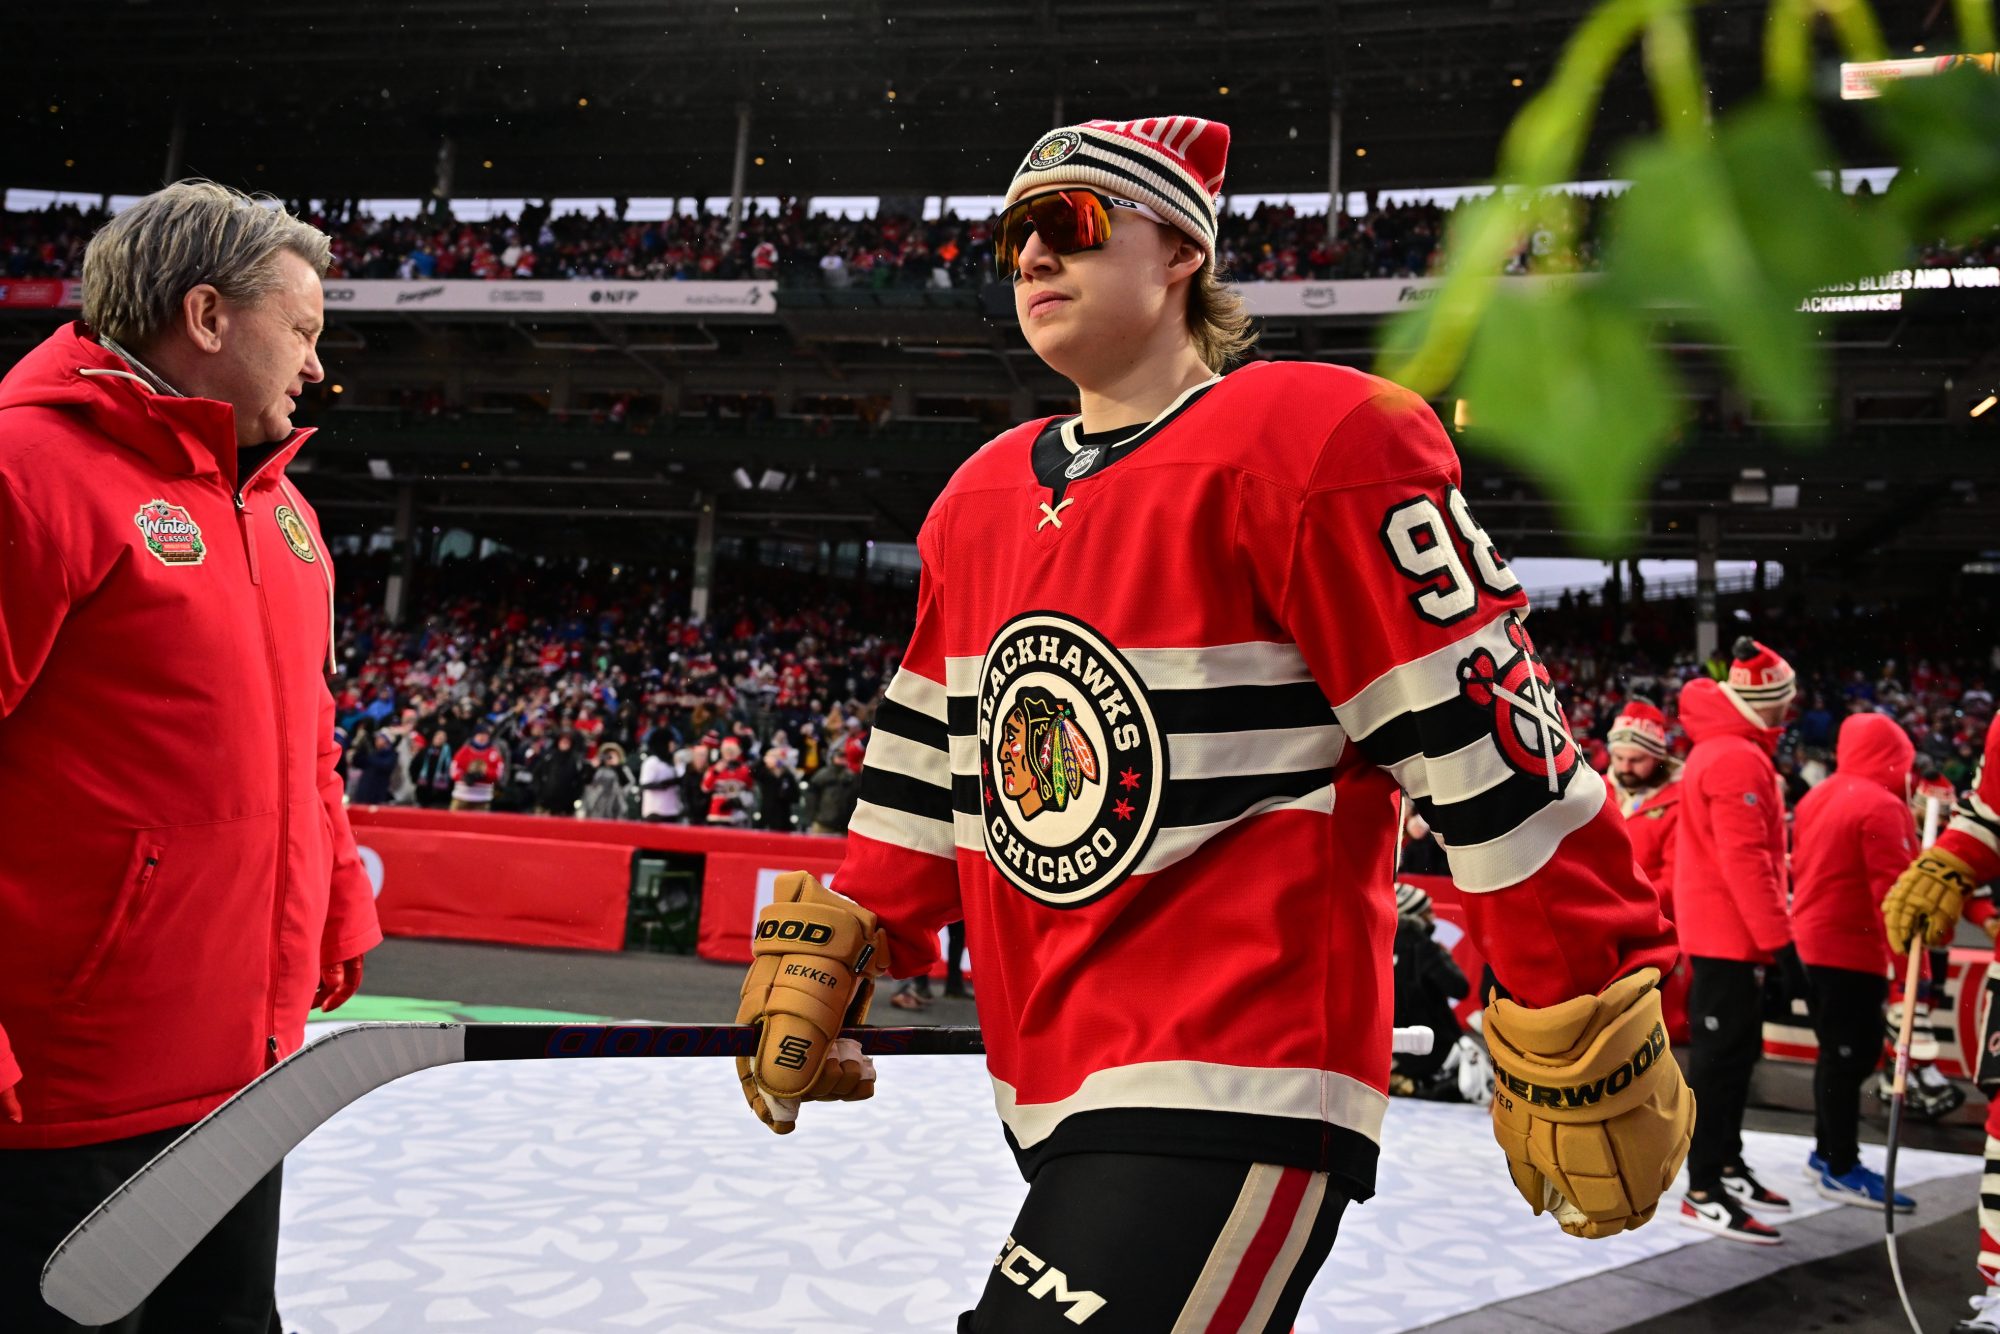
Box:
81;180;330;349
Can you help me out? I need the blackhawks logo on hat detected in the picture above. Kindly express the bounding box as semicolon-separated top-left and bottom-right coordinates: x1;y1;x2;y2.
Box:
133;499;206;566
978;611;1165;908
1028;130;1083;170
274;504;318;563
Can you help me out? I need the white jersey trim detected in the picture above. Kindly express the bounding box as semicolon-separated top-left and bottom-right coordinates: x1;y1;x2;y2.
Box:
848;798;955;862
993;1059;1388;1151
1445;766;1607;892
1333;614;1520;743
885;665;949;723
862;729;953;789
1386;732;1513;805
1135;783;1336;877
945;639;1317;698
1168;724;1346;781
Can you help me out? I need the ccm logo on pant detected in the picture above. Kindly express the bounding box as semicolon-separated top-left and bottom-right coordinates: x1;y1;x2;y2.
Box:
1498;1023;1668;1110
994;1236;1107;1324
758;919;833;945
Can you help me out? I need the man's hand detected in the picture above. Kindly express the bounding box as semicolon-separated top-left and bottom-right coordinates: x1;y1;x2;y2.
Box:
734;871;888;1134
1884;847;1978;951
1484;968;1693;1239
312;956;365;1014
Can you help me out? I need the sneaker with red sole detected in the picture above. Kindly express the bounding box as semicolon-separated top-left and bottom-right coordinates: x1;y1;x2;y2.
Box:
1680;1193;1782;1244
1721;1165;1791;1214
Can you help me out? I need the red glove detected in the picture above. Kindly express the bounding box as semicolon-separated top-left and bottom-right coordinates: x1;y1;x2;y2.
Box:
313;956;366;1014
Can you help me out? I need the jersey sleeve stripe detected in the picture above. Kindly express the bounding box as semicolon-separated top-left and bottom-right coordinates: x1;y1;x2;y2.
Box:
1948;793;2000;860
1414;769;1572;847
861;729;953;788
1384;733;1512;804
1442;772;1607;893
1331;613;1519;743
857;764;955;825
885;665;948;721
1160;769;1336;831
1135;784;1335;877
1166;725;1346;781
847;798;956;862
1343;695;1491;770
1121;641;1315;690
873;698;948;754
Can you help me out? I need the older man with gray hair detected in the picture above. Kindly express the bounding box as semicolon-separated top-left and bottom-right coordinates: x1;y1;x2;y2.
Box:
0;181;381;1329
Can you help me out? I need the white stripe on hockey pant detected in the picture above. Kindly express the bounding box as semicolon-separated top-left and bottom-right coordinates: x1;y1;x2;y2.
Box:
1170;1164;1285;1334
1134;783;1335;877
847;798;955;861
1166;724;1345;781
862;729;954;790
1386;731;1514;805
885;666;949;724
1240;1171;1329;1332
1334;614;1522;743
1443;766;1608;894
993;1060;1387;1152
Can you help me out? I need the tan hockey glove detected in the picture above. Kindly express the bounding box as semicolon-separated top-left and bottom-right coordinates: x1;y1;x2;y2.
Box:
1484;967;1693;1239
1883;847;1977;951
734;871;889;1135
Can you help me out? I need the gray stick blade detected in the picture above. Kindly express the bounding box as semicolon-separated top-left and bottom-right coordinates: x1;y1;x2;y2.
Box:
40;1023;466;1325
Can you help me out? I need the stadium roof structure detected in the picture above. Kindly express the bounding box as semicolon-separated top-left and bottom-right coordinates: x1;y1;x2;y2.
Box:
10;1;1944;202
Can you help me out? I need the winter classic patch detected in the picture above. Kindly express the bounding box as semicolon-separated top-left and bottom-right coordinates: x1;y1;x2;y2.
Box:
133;499;206;566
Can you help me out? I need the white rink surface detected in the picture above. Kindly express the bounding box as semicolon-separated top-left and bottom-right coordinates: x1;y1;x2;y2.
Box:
275;1037;1976;1333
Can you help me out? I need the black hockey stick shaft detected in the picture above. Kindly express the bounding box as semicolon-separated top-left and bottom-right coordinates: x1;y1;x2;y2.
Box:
466;1022;984;1060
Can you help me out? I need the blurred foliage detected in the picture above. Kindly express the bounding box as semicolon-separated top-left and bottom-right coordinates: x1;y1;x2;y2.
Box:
1374;0;2000;553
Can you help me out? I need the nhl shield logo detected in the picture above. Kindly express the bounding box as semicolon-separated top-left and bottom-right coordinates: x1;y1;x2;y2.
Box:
1063;447;1100;480
978;611;1165;907
1458;615;1579;795
273;504;319;563
133;499;206;566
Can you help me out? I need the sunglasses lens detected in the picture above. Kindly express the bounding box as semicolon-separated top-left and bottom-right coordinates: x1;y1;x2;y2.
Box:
996;191;1112;273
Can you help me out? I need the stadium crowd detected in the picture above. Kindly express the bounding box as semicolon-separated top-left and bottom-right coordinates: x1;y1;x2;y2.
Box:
6;188;1997;289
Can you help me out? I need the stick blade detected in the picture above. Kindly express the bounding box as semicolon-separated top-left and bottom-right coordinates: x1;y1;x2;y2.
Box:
41;1023;465;1324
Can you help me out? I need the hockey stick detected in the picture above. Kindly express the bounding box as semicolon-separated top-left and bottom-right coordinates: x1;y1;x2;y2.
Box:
40;1022;981;1325
1882;930;1926;1334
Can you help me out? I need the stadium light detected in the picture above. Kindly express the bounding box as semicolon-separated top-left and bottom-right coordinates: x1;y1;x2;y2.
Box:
1973;394;1997;418
731;467;754;490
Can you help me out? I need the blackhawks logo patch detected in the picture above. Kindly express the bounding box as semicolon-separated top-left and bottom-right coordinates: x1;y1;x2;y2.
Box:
1027;130;1083;171
1458;615;1579;795
978;611;1165;907
274;504;318;563
133;499;206;566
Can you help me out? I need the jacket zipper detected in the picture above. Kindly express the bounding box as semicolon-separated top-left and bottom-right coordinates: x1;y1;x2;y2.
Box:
236;461;292;1067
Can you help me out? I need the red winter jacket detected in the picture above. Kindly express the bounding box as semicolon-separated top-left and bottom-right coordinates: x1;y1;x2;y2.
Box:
0;323;382;1148
1671;678;1790;962
1791;713;1916;974
1619;778;1682;913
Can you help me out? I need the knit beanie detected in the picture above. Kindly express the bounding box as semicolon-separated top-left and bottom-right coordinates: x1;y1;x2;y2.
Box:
1606;698;1672;759
1394;882;1433;919
1005;116;1230;260
1725;637;1797;716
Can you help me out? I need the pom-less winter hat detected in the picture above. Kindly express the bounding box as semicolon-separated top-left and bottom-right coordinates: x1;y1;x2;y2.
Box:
1607;698;1673;759
1005;117;1230;259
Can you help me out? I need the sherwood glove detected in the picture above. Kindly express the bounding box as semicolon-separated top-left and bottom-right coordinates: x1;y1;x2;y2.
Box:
1883;847;1978;951
1484;967;1693;1239
734;871;888;1134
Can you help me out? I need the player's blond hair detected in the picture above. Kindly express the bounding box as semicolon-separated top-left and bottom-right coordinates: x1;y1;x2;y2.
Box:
1188;264;1255;372
82;180;330;349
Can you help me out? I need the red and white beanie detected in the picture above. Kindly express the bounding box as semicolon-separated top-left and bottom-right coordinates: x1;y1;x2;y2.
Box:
1607;698;1672;760
1726;637;1797;715
1006;116;1230;260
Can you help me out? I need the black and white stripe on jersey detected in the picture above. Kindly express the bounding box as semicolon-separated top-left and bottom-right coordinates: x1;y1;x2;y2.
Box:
1332;613;1605;893
1948;765;2000;862
945;642;1345;877
848;667;957;861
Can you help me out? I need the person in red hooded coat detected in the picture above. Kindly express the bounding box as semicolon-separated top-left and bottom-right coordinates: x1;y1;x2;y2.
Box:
1789;712;1918;1210
1606;698;1689;1042
1672;638;1809;1243
0;183;380;1329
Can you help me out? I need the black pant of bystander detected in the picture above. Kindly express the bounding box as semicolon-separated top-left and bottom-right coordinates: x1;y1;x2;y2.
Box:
1809;964;1889;1176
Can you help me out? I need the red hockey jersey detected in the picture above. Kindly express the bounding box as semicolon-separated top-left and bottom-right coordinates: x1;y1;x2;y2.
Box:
833;361;1674;1200
1938;719;2000;927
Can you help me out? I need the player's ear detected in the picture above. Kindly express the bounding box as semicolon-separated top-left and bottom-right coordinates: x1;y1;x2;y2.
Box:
1163;230;1206;286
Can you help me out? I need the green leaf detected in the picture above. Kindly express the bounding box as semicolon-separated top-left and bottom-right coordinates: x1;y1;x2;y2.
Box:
1602;99;1904;424
1456;284;1681;554
1870;66;2000;243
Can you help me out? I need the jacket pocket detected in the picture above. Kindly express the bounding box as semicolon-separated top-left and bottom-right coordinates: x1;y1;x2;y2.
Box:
58;838;166;1007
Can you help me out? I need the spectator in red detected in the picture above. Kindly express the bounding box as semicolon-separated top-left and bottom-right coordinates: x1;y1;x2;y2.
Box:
451;723;507;812
1673;638;1807;1242
1789;712;1918;1209
1606;698;1688;1041
704;737;755;824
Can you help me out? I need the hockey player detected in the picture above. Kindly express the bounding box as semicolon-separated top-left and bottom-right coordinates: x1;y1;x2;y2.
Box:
1882;719;2000;1333
1606;699;1691;1042
734;117;1692;1332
